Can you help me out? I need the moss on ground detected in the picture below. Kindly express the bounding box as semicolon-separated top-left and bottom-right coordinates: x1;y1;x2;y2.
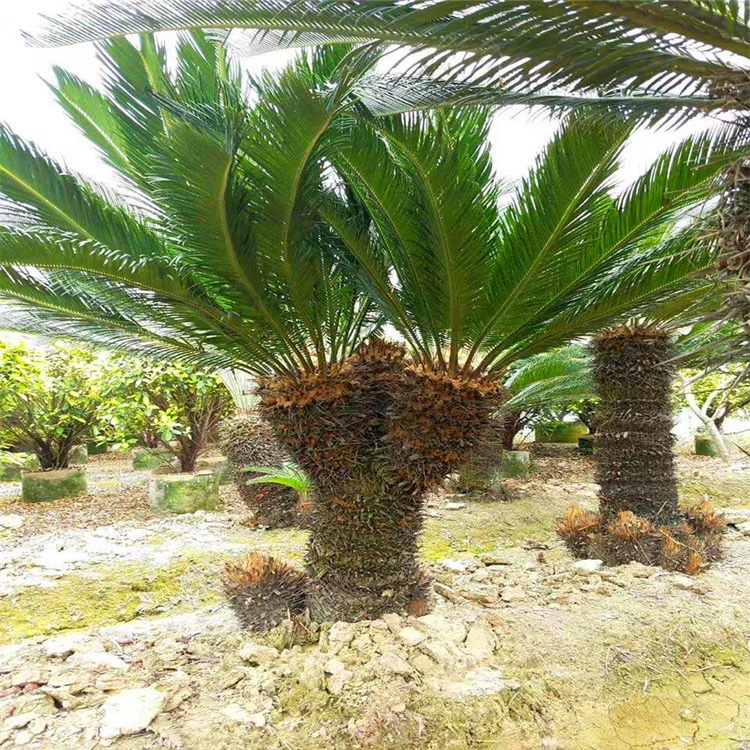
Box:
680;473;750;509
420;494;566;561
0;551;224;643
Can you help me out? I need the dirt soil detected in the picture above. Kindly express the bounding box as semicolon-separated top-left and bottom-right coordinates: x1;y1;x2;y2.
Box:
1;451;750;750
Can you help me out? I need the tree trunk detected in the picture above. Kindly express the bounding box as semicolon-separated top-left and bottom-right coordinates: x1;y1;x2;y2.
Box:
557;325;726;573
259;340;503;621
594;326;679;525
500;410;521;450
680;376;732;464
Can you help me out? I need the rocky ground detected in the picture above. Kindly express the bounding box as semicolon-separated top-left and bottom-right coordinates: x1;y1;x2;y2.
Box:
1;450;750;749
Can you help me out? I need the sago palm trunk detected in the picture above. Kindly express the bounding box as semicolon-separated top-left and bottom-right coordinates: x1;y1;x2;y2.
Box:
557;326;725;573
260;340;504;621
594;326;679;525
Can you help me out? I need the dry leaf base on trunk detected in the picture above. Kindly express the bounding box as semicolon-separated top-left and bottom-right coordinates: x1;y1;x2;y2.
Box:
256;340;505;623
558;327;725;573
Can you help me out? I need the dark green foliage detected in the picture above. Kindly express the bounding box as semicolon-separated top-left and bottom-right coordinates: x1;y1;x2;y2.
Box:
106;359;233;473
0;342;110;470
219;414;301;528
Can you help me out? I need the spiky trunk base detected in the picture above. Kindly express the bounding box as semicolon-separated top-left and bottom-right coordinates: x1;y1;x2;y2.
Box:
225;553;309;632
259;340;504;622
557;326;725;572
220;414;301;528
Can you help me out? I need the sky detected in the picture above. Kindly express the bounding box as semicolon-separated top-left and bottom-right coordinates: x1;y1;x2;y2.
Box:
1;0;719;192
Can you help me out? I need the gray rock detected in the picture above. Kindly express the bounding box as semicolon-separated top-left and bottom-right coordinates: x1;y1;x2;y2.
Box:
480;553;512;566
463;619;496;661
327;670;353;696
500;586;526;603
220;704;266;728
298;657;326;691
0;515;23;530
67;651;129;670
397;627;425;647
13;730;32;746
323;659;346;676
10;670;49;687
378;651;413;675
42;634;104;659
99;687;167;738
238;643;279;666
440;558;473;573
573;559;603;574
416;614;467;644
445;668;516;698
327;622;355;654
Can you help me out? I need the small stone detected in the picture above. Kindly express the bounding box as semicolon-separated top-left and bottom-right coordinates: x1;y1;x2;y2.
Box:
736;521;750;536
42;634;104;659
500;586;526;603
448;668;514;698
163;687;193;712
327;622;355;654
433;582;462;603
463;619;496;661
440;558;473;573
324;659;346;675
398;627;425;647
327;670;353;696
299;657;326;691
460;586;500;605
10;670;49;687
480;554;511;566
220;704;266;728
379;652;413;675
13;730;32;746
445;502;466;510
380;613;403;634
27;718;47;736
67;651;129;670
573;559;603;574
0;515;23;530
410;654;443;677
680;708;698;723
416;614;467;644
238;643;279;666
3;714;33;730
99;687;167;738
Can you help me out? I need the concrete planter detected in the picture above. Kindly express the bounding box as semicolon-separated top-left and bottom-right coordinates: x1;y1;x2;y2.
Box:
132;448;172;471
68;444;88;465
195;456;232;485
578;435;597;456
149;471;220;514
22;468;88;503
695;435;718;458
0;452;41;481
534;421;589;444
500;450;532;478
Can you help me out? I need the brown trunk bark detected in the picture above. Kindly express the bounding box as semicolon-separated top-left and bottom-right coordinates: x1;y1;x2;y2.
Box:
259;341;504;621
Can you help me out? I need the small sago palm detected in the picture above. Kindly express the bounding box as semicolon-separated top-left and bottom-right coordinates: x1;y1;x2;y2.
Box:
0;34;732;620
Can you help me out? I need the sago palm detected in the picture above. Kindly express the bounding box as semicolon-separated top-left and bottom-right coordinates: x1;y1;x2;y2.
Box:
36;0;750;347
0;34;732;620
